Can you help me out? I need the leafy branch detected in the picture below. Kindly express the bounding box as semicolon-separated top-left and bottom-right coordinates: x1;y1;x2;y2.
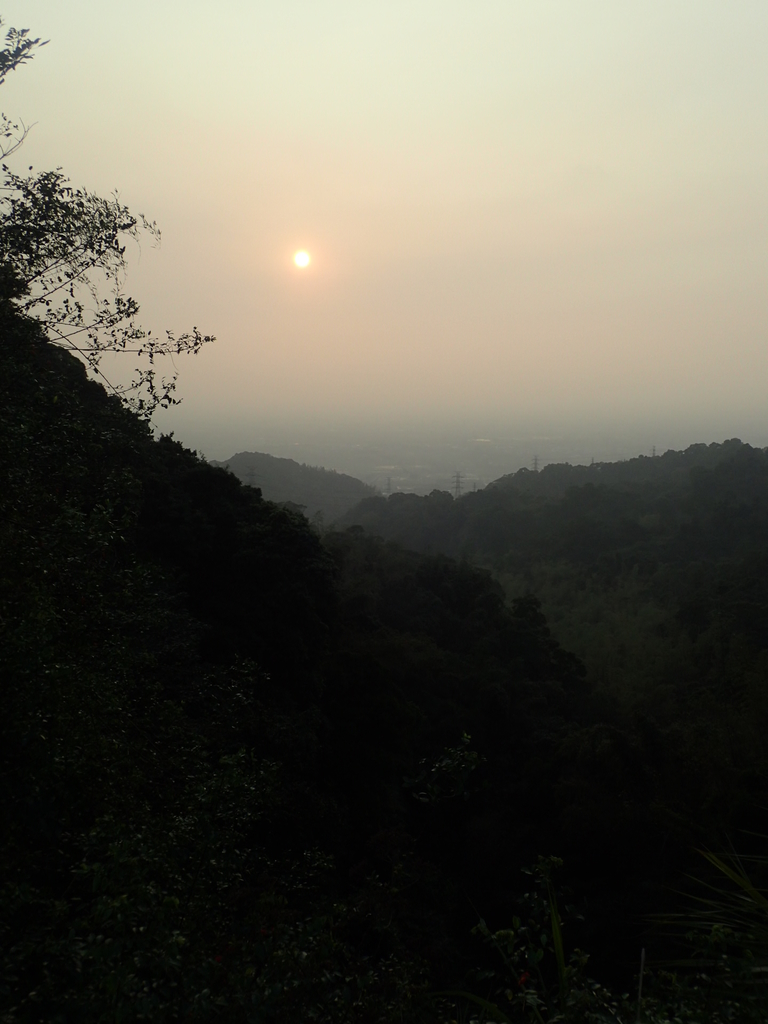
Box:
0;167;215;415
0;19;46;158
0;20;214;416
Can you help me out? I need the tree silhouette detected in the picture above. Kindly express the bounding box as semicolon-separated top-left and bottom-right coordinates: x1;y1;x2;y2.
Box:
0;16;214;415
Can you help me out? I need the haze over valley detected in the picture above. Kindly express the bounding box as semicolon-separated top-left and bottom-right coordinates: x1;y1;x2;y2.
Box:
203;416;768;496
4;0;768;469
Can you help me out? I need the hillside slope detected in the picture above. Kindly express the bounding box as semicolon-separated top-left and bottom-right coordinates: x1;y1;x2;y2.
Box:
335;443;768;890
212;450;375;523
3;300;628;1020
337;439;768;563
5;303;768;1017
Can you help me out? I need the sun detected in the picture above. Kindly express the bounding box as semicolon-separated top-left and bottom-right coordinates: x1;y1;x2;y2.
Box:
293;250;310;268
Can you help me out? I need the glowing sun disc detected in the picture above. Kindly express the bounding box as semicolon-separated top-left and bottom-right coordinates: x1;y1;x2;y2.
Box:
293;250;310;268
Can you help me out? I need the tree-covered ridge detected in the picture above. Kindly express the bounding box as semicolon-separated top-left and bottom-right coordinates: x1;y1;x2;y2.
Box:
337;438;768;564
0;296;338;1019
6;300;768;1019
490;438;756;498
212;449;376;524
0;302;602;1020
338;441;768;741
334;442;768;984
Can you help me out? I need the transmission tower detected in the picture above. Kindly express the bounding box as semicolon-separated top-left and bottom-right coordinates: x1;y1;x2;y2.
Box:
452;471;464;499
532;455;539;472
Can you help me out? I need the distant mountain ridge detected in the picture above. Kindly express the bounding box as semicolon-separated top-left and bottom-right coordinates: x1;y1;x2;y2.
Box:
211;450;376;523
336;438;768;562
488;437;755;498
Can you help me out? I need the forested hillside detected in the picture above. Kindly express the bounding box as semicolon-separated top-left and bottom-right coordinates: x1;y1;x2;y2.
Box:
5;293;768;1020
211;450;375;523
338;448;768;821
336;446;768;990
337;445;768;680
338;439;768;562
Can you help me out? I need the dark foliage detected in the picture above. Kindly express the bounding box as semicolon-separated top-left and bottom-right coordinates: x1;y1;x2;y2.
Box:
0;300;608;1020
213;450;376;524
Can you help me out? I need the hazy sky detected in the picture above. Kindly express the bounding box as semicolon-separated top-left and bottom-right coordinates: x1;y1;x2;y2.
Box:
4;2;768;459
